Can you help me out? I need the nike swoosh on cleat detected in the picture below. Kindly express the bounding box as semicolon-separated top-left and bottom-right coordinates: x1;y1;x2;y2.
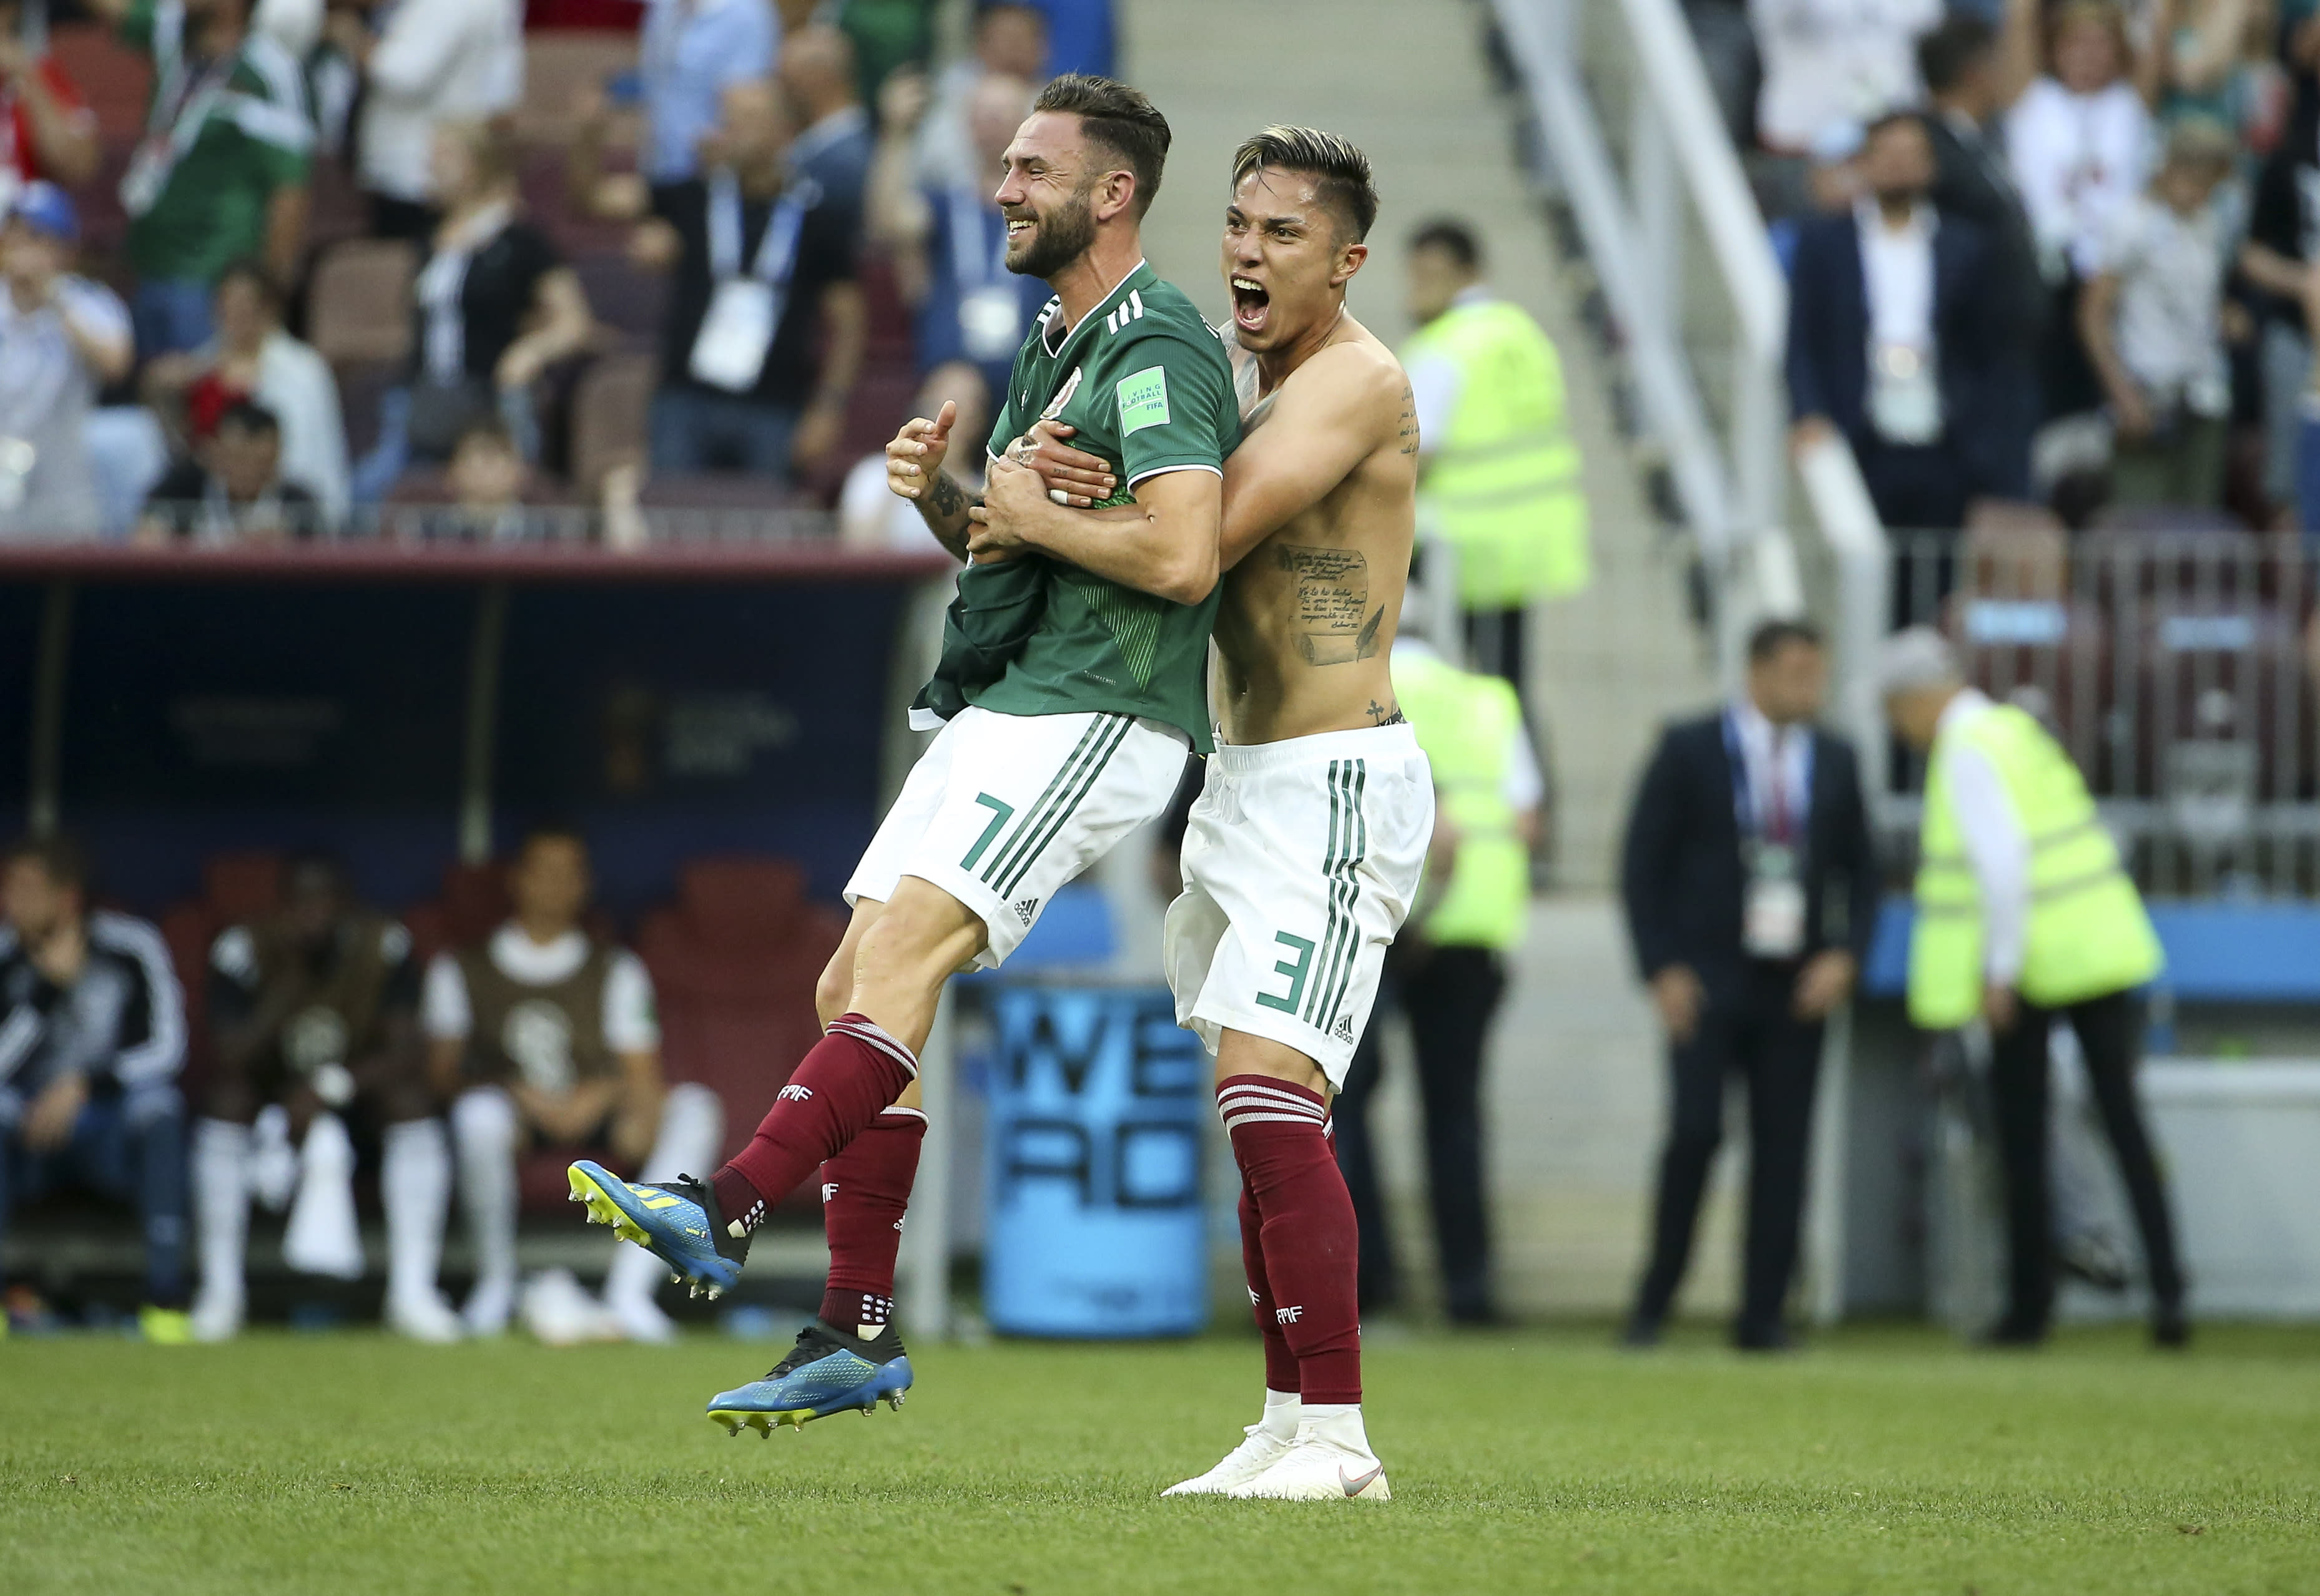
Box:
1339;1463;1384;1497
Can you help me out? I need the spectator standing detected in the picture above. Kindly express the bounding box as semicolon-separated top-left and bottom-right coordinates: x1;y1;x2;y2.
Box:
0;0;101;193
337;0;524;242
2080;117;2238;509
913;1;1045;191
0;837;190;1342
1620;621;1877;1351
354;120;593;498
1334;629;1540;1325
190;854;460;1342
1786;113;2003;536
639;0;780;203
0;184;132;542
427;829;722;1343
870;70;1041;423
1920;16;2047;499
92;0;315;360
1402;220;1590;718
142;259;350;525
2002;0;2164;421
1748;0;1942;155
632;80;864;477
2242;17;2320;509
1879;627;2188;1349
780;24;872;228
139;398;322;543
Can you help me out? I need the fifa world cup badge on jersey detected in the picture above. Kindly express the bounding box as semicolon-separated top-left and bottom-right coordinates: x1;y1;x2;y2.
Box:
1116;366;1171;434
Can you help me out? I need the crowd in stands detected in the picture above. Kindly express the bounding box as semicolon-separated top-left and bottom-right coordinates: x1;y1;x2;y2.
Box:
1691;0;2320;536
0;0;1116;547
0;825;850;1343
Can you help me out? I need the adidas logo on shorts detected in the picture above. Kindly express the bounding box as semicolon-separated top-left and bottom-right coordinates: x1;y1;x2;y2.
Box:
1013;898;1040;925
1333;1015;1356;1043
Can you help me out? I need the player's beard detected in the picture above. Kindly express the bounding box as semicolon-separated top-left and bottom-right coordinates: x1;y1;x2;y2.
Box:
1006;183;1099;281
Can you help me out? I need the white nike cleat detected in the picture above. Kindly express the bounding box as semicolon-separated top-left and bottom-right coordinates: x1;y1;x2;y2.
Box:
461;1273;516;1338
1227;1410;1391;1502
1161;1423;1297;1496
189;1288;243;1343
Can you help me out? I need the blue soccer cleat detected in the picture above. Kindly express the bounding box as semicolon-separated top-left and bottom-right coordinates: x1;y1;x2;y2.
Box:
566;1162;748;1299
708;1319;913;1436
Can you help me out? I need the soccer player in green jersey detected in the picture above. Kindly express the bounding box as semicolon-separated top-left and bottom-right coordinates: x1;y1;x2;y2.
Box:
564;75;1241;1431
995;129;1429;1501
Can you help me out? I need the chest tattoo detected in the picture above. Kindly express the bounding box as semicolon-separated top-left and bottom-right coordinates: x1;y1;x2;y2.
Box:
1277;544;1385;666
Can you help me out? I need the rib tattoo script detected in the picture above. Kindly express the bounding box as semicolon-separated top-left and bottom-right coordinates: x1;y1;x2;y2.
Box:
1279;544;1384;666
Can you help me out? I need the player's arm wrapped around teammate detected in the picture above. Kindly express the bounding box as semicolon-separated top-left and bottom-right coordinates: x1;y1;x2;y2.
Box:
909;556;1050;722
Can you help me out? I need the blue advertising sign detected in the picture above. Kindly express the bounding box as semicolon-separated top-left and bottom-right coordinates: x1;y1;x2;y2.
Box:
983;984;1210;1338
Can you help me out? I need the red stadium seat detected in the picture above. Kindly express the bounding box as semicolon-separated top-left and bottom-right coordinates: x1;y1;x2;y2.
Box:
308;240;419;369
636;856;845;1169
568;349;657;494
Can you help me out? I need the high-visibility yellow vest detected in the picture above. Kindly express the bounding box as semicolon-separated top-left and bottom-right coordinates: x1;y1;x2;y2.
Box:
1392;645;1528;951
1402;297;1589;607
1907;701;2161;1029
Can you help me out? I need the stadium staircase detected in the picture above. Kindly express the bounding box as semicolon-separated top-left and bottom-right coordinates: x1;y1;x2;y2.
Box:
1121;0;1733;1317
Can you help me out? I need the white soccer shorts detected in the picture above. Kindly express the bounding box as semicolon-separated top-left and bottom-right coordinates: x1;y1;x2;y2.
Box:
1163;723;1434;1085
847;705;1191;968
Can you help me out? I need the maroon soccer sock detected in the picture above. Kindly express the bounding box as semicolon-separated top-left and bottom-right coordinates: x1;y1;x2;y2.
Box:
1238;1187;1302;1393
712;1014;918;1234
817;1106;926;1331
1217;1074;1362;1405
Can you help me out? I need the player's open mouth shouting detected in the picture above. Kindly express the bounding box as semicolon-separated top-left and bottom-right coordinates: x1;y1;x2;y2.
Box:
1229;272;1271;337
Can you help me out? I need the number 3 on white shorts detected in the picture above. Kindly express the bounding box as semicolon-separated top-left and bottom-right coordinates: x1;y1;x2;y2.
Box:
1256;931;1317;1014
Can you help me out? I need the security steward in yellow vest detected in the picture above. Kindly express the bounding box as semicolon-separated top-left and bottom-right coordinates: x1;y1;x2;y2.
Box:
1621;620;1878;1350
1879;627;2188;1348
1333;634;1538;1324
1402;220;1588;715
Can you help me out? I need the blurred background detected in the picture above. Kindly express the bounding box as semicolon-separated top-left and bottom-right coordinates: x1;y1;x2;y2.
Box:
1;0;2315;1353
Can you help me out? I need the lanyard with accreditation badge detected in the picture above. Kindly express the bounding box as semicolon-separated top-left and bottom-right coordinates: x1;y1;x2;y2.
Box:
1724;708;1813;960
687;169;817;393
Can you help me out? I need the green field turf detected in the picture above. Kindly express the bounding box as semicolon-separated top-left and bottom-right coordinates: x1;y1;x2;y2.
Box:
5;1322;2317;1594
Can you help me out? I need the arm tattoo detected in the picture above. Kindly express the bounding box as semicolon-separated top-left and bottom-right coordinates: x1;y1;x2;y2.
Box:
1366;698;1407;726
1277;544;1385;666
1396;379;1419;456
922;471;978;562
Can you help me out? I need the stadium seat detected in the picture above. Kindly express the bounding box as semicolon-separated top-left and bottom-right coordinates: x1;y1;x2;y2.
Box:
1943;593;2113;785
308;240;419;368
203;853;285;924
511;30;641;151
635;856;845;1167
46;24;150;142
2125;605;2311;814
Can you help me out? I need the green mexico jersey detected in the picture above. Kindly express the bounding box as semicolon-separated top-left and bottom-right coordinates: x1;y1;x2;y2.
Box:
120;0;313;284
975;261;1241;751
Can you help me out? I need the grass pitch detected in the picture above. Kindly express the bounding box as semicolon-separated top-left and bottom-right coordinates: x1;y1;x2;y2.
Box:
5;1322;2317;1594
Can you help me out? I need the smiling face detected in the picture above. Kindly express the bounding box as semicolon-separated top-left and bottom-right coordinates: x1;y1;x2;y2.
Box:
1222;165;1364;351
994;109;1108;280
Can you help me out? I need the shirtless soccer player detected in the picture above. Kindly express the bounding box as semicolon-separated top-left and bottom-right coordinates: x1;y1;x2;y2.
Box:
561;74;1241;1429
985;127;1426;1502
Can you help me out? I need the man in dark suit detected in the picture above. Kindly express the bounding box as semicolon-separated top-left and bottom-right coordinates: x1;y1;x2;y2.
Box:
1919;15;2044;499
1620;620;1879;1351
1786;110;2004;535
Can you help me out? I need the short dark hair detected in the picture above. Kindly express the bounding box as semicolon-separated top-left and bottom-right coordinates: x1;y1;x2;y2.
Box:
4;833;88;893
215;257;281;311
1862;108;1928;148
1231;125;1380;242
974;0;1044;25
1917;15;1996;95
1747;617;1824;663
454;416;518;456
1031;72;1171;218
216;399;280;439
518;822;589;859
1409;218;1481;272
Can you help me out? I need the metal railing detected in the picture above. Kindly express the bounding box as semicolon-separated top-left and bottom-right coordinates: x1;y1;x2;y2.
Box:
1495;0;1885;682
1872;527;2320;898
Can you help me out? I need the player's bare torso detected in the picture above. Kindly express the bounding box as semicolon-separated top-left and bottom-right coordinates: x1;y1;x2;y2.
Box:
1212;317;1419;746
